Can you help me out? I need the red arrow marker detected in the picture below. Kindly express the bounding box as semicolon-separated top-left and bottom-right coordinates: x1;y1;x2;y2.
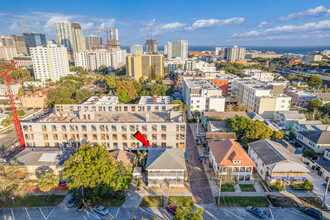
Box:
133;131;150;147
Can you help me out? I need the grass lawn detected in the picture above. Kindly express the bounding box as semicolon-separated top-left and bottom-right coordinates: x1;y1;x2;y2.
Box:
298;197;328;211
215;196;269;207
139;196;164;207
0;195;65;208
220;184;235;192
239;184;256;192
2;129;13;134
168;196;193;207
99;196;126;207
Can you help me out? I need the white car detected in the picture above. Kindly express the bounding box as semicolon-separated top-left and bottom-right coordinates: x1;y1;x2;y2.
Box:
93;205;109;216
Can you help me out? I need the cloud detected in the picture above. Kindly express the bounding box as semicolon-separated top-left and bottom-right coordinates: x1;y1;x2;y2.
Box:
0;12;7;16
160;22;186;31
44;16;72;32
233;20;330;37
186;17;244;30
98;18;115;29
9;23;20;31
80;22;94;30
279;5;330;21
258;21;272;28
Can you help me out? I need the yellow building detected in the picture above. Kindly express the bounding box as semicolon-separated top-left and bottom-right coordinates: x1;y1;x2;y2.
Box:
126;54;164;79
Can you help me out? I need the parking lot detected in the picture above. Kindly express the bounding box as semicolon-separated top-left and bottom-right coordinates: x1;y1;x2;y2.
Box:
0;205;320;220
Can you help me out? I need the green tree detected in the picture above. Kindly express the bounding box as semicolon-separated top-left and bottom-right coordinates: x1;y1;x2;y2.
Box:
173;204;203;220
288;130;296;140
272;131;284;140
63;143;132;203
307;75;323;88
99;65;108;74
38;172;59;192
75;89;93;103
105;75;117;90
164;67;170;74
114;81;137;103
132;80;142;94
305;100;323;112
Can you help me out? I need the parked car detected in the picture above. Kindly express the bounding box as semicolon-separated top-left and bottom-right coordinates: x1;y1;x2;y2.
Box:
66;196;76;208
93;205;109;216
167;205;177;214
322;183;330;192
198;133;206;137
300;206;323;219
246;206;266;219
266;194;280;207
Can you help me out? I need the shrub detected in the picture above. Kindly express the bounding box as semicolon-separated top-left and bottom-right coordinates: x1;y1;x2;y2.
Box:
318;171;322;176
271;180;286;191
312;165;315;170
291;180;313;191
114;190;125;200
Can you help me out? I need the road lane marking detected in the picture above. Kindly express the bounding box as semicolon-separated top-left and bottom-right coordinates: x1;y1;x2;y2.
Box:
39;208;47;220
139;208;158;218
90;208;101;220
46;207;57;219
269;208;274;220
236;208;259;220
25;208;31;220
115;208;120;218
285;209;314;219
10;209;16;220
223;209;244;220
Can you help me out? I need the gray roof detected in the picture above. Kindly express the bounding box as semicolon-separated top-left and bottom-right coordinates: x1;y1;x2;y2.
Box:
146;149;186;170
277;111;306;120
208;121;227;131
314;160;330;173
248;139;286;165
298;131;330;144
9;148;68;166
248;139;308;172
247;112;264;121
295;120;323;126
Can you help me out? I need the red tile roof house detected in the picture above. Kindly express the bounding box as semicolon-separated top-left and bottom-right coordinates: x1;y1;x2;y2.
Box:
209;139;255;182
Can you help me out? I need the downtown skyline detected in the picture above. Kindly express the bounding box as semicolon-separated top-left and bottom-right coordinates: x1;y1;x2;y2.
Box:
0;0;329;47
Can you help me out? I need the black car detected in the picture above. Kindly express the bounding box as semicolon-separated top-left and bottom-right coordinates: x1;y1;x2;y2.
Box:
266;194;280;207
300;206;323;219
66;196;76;208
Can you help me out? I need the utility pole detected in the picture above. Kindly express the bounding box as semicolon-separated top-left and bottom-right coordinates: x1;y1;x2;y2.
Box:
322;177;330;208
196;117;199;138
217;166;223;206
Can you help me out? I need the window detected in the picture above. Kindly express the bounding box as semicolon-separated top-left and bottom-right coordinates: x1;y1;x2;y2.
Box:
112;125;117;132
53;134;58;140
180;134;185;140
152;134;157;140
112;134;117;140
161;125;166;132
122;125;127;132
122;134;127;140
142;125;147;132
92;134;97;140
91;125;96;132
81;125;86;132
152;125;157;132
43;134;48;140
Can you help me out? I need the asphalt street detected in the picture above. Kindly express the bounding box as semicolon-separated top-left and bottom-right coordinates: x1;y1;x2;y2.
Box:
0;205;321;220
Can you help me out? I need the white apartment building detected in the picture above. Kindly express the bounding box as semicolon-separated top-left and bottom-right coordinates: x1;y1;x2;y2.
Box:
139;95;172;104
83;96;119;105
55;20;73;52
182;78;225;118
286;54;323;63
111;49;126;69
21;104;186;150
165;40;188;60
232;79;290;119
240;69;274;82
71;23;86;53
30;44;69;82
0;35;17;60
85;34;102;50
130;44;143;55
226;46;246;61
164;58;184;72
195;61;216;72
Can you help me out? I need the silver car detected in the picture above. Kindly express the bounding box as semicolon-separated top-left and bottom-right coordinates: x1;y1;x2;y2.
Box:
93;205;109;216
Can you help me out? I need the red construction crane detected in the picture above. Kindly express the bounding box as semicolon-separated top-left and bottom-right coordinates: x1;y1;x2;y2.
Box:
0;61;25;158
93;27;110;51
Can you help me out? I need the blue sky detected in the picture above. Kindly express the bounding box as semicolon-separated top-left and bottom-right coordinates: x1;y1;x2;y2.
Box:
1;0;330;46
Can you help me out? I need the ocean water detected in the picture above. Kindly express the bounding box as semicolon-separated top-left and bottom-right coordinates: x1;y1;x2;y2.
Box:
121;45;330;55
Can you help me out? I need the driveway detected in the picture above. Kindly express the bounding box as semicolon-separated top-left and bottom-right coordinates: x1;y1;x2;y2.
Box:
306;169;329;207
186;124;214;204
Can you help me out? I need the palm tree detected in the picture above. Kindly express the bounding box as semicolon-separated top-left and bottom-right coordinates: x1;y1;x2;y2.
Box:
38;172;59;192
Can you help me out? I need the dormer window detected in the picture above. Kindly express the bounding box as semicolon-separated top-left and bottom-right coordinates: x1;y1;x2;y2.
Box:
233;160;241;164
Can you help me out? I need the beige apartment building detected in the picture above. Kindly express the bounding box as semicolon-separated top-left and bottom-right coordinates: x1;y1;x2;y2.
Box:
126;54;164;79
21;104;186;151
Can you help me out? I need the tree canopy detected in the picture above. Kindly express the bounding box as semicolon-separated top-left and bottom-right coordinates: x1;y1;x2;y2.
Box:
225;116;282;147
63;143;132;203
114;81;137;103
307;75;323;88
38;172;59;192
173;203;203;220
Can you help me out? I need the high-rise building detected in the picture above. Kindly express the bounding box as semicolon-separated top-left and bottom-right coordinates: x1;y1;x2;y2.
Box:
166;40;188;60
85;34;102;50
30;44;70;82
11;35;27;54
215;46;245;61
71;23;86;53
130;44;143;55
55;20;73;52
0;35;17;60
23;32;47;54
145;39;158;54
111;49;126;69
109;28;120;50
126;54;164;79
